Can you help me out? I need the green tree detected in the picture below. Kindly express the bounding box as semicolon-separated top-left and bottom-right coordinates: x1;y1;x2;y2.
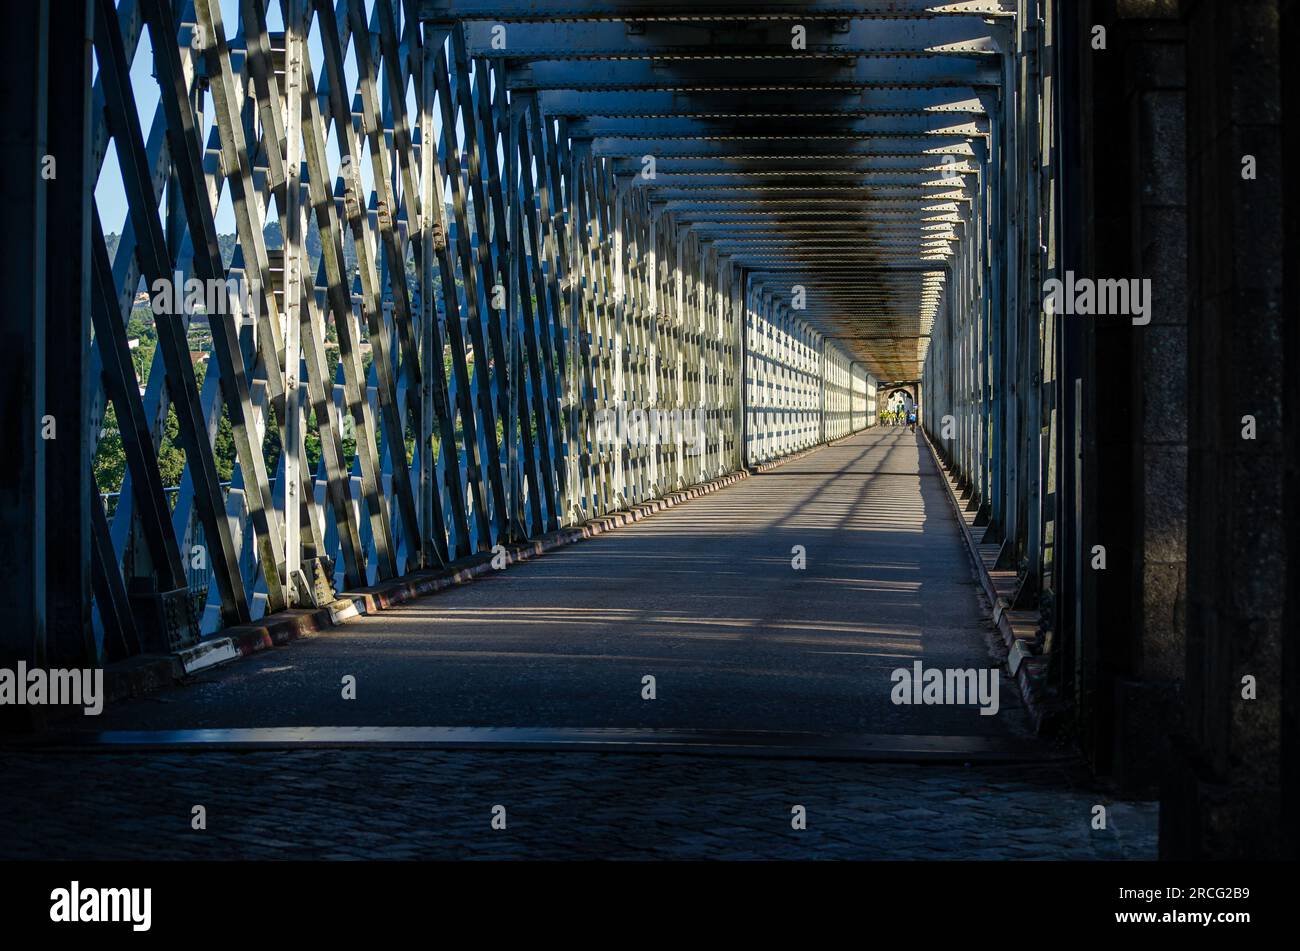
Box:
93;403;126;497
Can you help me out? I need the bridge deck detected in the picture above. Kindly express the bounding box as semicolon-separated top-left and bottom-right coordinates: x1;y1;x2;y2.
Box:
10;429;1165;862
90;428;1028;739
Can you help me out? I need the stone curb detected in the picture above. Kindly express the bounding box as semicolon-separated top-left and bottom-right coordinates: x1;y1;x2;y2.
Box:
919;428;1057;734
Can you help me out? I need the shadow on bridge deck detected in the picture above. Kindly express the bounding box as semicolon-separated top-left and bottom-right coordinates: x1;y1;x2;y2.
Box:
86;429;1030;743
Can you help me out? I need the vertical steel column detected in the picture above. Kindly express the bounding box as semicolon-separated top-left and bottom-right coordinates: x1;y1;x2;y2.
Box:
0;1;51;700
283;0;305;600
45;0;95;667
101;0;255;628
504;98;525;539
429;34;496;547
417;24;439;566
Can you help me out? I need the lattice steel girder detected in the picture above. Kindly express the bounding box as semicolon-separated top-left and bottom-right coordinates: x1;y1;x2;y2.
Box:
86;8;190;582
521;94;572;518
87;29;183;471
294;5;404;581
590;137;983;157
195;0;338;590
534;88;992;117
419;0;1017;18
568;115;990;138
58;0;932;657
244;0;368;587
312;0;404;577
454;18;1008;57
419;30;477;557
341;0;429;568
466;52;522;515
510;95;564;535
88;213;189;599
427;37;501;549
97;0;260;624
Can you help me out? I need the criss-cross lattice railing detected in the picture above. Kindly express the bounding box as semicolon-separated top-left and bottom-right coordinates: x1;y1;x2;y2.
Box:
88;0;873;661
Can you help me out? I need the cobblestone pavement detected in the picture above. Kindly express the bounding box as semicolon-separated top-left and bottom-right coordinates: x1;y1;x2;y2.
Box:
0;748;1157;860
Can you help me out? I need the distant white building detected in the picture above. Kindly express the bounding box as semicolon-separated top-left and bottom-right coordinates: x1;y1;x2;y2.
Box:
886;391;914;415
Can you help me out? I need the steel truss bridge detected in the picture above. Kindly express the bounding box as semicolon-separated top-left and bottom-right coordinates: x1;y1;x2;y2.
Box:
0;0;1294;861
5;0;1043;651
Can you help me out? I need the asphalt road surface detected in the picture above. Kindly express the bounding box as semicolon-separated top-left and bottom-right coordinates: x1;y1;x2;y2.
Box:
89;428;1029;739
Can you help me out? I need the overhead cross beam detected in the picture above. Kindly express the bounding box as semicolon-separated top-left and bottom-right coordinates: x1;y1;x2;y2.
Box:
455;18;1009;57
504;56;1004;90
419;0;1017;16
